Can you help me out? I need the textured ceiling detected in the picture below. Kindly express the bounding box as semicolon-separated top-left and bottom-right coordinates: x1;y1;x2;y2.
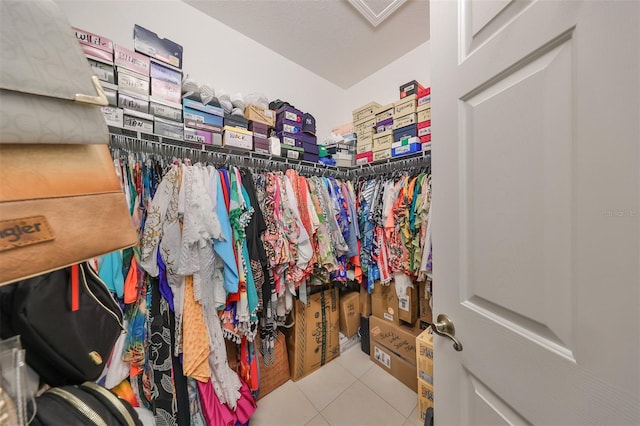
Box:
183;0;430;89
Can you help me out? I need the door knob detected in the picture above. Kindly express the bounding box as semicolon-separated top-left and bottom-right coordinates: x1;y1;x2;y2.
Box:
432;314;463;351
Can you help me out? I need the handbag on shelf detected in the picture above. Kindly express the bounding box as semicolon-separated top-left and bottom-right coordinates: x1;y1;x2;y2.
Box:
0;263;124;387
30;381;141;426
0;0;137;286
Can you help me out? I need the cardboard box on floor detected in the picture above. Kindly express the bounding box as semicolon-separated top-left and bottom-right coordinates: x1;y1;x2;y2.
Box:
369;315;420;392
416;328;434;383
359;288;372;317
225;332;290;400
285;287;340;381
371;281;417;326
417;377;434;422
418;279;433;325
339;291;360;338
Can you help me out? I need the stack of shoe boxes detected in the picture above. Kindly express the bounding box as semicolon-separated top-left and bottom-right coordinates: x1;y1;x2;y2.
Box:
417;87;431;151
74;28;120;127
300;113;319;163
245;105;275;154
132;25;184;140
223;108;252;150
276;106;305;160
372;103;394;162
329;122;356;167
183;97;224;146
114;44;153;134
353;102;380;165
416;329;434;422
392;80;423;158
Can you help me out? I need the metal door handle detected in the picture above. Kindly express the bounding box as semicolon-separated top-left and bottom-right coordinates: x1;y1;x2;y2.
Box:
432;314;463;351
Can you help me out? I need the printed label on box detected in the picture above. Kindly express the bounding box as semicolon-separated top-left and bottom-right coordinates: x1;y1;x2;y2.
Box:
184;113;204;123
418;127;432;137
383;312;394;321
151;103;182;122
283;124;299;133
287;150;299;159
399;296;409;312
184;132;205;144
374;346;391;369
282;136;296;146
285;111;299;121
123;115;152;133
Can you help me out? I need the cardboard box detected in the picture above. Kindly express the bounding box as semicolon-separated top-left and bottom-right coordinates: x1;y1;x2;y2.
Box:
133;24;183;68
373;129;393;151
123;109;153;133
154;117;183;140
420;134;432;144
74;27;113;63
87;58;115;84
281;145;304;160
279;133;303;148
354;116;376;135
398;284;418;324
376;122;394;134
339;291;360;338
400;80;425;99
102;82;117;107
339;332;361;354
417;87;431;106
257;332;290;400
114;45;150;76
245;105;275;127
101;106;123;128
182;98;224;117
373;149;392;161
223;126;253;150
356;138;373;154
332;122;354;136
285;287;340;381
370;343;418;392
224;113;249;130
360;315;371;355
369;315;420;363
355;151;372;165
151;78;181;104
393;124;418;142
150;59;182;86
117;91;149;114
249;121;269;138
392;142;422;158
418;280;433;325
352;101;381;123
184;127;214;145
117;68;149;98
277;106;303;123
375;103;394;123
418;119;431;134
150;97;182;122
394;94;417;117
416;329;433;383
253;137;271;155
393;113;418;130
276;122;302;134
184;107;224;129
417;378;435;422
371;282;400;325
417;103;431;122
359;289;372;317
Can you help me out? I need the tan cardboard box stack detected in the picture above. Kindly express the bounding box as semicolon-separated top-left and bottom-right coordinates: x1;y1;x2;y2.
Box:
339;291;361;353
285;287;340;381
353;102;381;166
416;329;434;422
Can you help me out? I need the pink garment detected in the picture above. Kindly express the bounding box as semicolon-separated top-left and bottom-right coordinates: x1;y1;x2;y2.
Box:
198;378;257;426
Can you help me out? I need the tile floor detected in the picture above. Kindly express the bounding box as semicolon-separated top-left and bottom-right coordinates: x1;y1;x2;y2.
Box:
251;346;422;426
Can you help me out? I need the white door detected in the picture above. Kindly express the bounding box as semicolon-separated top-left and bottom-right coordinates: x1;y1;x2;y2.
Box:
431;0;639;424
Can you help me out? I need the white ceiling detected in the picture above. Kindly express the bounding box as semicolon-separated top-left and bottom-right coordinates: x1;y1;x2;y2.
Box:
183;0;430;89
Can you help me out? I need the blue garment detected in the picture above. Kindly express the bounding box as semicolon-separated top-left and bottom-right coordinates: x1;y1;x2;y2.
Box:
343;183;359;258
241;185;259;321
157;249;174;311
98;251;124;298
213;170;239;294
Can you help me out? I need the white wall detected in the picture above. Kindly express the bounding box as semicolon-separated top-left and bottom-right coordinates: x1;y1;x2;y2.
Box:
55;0;346;138
344;41;431;117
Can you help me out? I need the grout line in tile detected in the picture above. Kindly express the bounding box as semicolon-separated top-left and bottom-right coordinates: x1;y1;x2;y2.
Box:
291;379;321;420
356;374;411;420
317;377;362;418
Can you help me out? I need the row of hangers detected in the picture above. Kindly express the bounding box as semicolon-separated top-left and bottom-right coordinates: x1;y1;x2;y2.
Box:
109;133;431;181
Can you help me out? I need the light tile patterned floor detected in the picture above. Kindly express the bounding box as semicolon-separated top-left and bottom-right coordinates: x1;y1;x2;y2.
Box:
251;346;423;426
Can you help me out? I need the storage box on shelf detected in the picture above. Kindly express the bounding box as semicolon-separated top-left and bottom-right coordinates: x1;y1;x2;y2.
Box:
150;78;181;104
118;91;148;114
223;126;252;150
375;103;394;124
114;44;150;76
154;117;183;140
352;101;381;123
224;113;249;130
417;86;431;106
73;27;113;63
102;82;117;107
123;109;153;133
373;129;393;152
373;149;391;161
117;68;150;98
133;24;183;68
150;59;182;86
87;57;115;84
281;145;304;160
393;113;418;130
394;94;418;118
184;127;221;146
400;80;425;99
392;137;422;158
355;151;372;165
101;107;123;128
150;98;182;122
245;105;275;127
183;98;224;132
